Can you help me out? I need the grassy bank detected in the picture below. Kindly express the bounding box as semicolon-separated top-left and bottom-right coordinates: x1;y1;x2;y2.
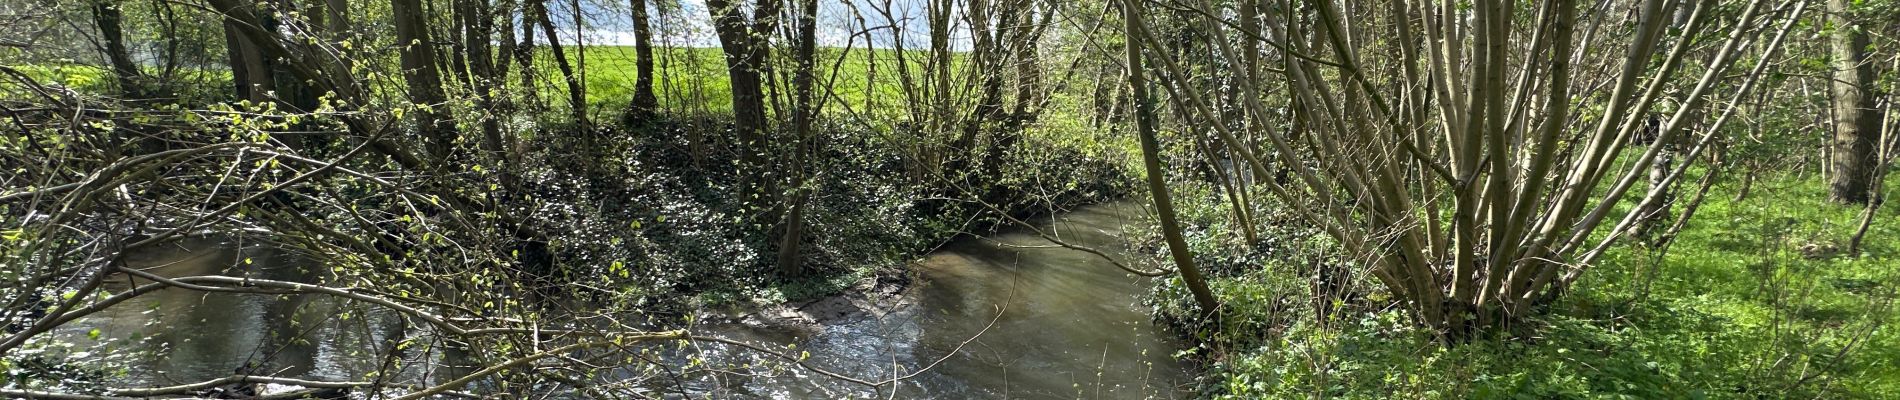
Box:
1142;169;1899;398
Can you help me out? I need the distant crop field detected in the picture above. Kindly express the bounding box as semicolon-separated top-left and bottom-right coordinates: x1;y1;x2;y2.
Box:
534;46;953;121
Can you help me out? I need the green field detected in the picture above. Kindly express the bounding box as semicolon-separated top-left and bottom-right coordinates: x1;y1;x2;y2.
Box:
6;46;949;125
533;46;948;123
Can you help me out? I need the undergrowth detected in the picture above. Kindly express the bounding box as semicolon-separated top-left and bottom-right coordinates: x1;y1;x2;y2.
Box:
1145;170;1899;398
520;112;1134;311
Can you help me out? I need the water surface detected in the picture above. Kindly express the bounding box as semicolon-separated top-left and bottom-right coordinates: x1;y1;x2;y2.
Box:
62;201;1192;398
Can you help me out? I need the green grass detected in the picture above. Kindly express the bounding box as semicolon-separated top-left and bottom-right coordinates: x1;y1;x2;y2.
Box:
530;46;949;125
7;46;948;125
1162;170;1900;398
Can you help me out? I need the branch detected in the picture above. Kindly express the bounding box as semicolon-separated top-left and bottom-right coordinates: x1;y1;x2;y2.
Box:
107;375;481;399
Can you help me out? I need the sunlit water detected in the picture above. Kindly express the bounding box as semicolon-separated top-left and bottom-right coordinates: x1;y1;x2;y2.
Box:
688;201;1194;398
58;201;1192;398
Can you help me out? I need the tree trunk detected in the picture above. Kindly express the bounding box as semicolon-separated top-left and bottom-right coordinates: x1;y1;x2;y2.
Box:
705;0;774;213
1826;0;1882;204
528;0;589;127
749;0;784;123
1848;107;1896;255
927;0;953;158
393;0;455;161
216;1;273;103
279;0;322;114
1123;2;1218;316
90;0;145;99
324;0;348;35
624;0;659;122
458;0;506;161
977;0;1044;206
444;0;473;87
1631;115;1678;243
775;0;819;277
1007;0;1042;116
950;0;1005;186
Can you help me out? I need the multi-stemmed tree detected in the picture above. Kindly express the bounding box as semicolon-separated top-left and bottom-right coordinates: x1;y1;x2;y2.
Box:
1127;0;1806;334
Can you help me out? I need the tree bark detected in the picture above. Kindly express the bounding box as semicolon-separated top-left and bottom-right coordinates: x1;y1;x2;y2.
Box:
90;0;145;99
451;0;502;157
528;0;589;127
216;0;273;103
1123;1;1218;315
511;0;542;112
1826;0;1882;204
624;0;660;121
775;0;820;277
324;0;348;35
1630;115;1679;243
705;0;774;213
393;0;455;161
927;0;953;159
950;0;1005;187
276;0;322;115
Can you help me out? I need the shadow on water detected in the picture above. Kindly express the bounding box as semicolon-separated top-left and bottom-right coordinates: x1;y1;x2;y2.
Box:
57;237;459;392
689;201;1193;399
63;201;1191;398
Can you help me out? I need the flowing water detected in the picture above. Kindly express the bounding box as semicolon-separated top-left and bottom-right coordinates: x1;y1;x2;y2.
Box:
56;237;447;388
58;201;1193;398
687;201;1194;398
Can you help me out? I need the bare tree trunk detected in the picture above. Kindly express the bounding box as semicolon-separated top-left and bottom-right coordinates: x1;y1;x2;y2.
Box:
149;0;185;92
1137;0;1798;333
393;0;455;161
977;0;1045;205
458;0;506;160
511;0;542;113
1734;164;1757;201
445;0;473;87
623;0;659;122
1847;107;1895;255
528;0;588;127
950;0;1005;188
90;0;145;99
1826;0;1882;204
216;1;273;103
927;0;952;160
773;0;819;277
275;0;322;116
705;0;776;214
1008;0;1042;116
213;0;318;152
324;0;348;35
1124;2;1217;316
1631;116;1679;243
750;0;784;124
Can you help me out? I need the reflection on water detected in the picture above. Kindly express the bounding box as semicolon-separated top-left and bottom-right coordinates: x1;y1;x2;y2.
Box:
58;237;445;389
63;201;1191;398
694;201;1193;398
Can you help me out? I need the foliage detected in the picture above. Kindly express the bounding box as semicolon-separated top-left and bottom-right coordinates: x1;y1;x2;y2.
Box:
1153;172;1900;398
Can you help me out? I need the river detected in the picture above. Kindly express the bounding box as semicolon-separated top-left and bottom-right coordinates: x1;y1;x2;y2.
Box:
59;201;1193;398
